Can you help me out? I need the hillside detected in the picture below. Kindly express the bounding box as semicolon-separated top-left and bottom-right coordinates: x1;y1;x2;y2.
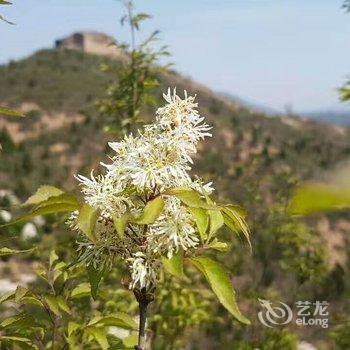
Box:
0;48;350;200
2;45;350;349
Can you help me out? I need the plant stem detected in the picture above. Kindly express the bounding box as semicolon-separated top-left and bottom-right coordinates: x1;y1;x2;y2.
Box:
136;300;148;350
134;288;153;350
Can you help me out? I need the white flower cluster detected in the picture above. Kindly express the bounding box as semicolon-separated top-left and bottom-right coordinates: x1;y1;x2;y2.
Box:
71;88;213;291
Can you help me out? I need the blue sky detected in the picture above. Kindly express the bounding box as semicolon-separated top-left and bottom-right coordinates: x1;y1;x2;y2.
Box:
1;0;350;112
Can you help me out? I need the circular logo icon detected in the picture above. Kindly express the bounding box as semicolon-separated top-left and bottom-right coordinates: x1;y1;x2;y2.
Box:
258;298;293;328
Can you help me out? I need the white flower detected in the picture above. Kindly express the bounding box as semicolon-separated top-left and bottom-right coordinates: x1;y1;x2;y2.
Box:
21;222;38;239
149;197;199;258
76;172;131;217
128;252;158;290
71;88;214;290
0;210;12;223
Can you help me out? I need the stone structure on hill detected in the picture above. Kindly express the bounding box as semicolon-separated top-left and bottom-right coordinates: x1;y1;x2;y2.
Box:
55;32;125;58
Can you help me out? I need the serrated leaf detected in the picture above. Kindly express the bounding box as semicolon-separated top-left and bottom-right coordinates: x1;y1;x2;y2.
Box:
71;283;91;299
44;295;61;316
189;257;250;325
188;207;209;241
0;247;34;257
0;106;24;117
162;250;184;278
86;327;109;350
135;196;164;224
23;185;64;206
87;265;105;300
77;204;100;242
112;213;129;237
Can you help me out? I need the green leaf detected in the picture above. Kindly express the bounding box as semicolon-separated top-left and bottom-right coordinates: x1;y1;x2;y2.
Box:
23;185;64;206
68;322;80;337
57;296;70;314
162;250;184;278
16;203;78;223
288;183;350;215
87;265;105;300
6;199;78;226
21;296;43;307
0;290;15;304
36;193;78;208
167;188;205;208
135;196;164;224
224;204;247;218
0;336;33;346
71;283;91;299
207;239;228;252
112;212;129;237
44;295;61;316
53;261;67;282
221;206;251;250
199;188;224;239
49;250;59;268
189;257;250;325
208;209;224;239
122;333;138;347
77;204;100;242
88;313;138;330
0;247;34;257
86;327;109;350
0;313;35;329
188;207;209;241
0;1;12;5
15;286;28;302
0;106;24;117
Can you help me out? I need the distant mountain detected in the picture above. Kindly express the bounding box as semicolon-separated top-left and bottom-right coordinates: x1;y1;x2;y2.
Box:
300;110;350;126
220;91;350;127
218;92;280;116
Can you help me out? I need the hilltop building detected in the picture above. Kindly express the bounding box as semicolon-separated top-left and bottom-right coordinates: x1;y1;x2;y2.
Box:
55;32;125;58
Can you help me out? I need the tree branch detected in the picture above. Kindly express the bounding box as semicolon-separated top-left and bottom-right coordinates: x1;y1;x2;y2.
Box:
135;300;148;350
134;288;153;350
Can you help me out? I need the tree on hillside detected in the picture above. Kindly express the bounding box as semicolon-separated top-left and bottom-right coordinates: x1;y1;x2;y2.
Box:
96;0;171;135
